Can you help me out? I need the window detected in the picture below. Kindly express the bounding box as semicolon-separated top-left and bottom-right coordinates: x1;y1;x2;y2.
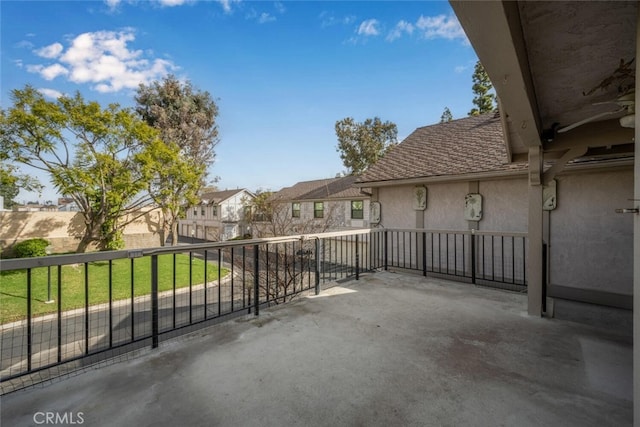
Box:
201;207;205;216
193;209;198;217
212;205;218;216
314;201;324;218
351;200;364;219
292;202;301;218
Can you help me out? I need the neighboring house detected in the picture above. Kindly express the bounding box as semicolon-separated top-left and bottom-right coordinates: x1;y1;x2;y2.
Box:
260;175;370;237
57;197;80;212
179;189;255;241
355;112;633;326
12;203;58;212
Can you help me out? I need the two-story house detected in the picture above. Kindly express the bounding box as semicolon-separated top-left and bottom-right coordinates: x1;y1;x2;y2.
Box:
180;188;255;241
258;175;371;237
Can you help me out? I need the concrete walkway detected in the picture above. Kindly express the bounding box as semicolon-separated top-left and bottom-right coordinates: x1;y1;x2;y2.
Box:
0;271;632;426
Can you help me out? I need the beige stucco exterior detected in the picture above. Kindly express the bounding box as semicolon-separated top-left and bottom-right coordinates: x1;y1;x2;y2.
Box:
0;209;163;255
550;168;633;297
373;167;633;304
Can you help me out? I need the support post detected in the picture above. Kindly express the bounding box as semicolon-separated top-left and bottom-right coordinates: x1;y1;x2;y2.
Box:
253;244;259;316
422;231;427;277
528;145;544;316
384;230;388;271
355;235;360;280
633;11;640;422
315;239;320;295
151;254;159;349
470;231;476;285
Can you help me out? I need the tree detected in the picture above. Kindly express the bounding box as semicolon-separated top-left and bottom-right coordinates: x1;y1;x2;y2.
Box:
240;196;339;302
0;86;159;251
440;107;453;123
335;117;397;175
468;61;496;116
0;161;42;209
244;190;274;225
135;75;220;246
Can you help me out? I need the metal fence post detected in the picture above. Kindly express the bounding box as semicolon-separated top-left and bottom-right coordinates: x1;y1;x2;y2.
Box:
151;254;159;349
471;231;476;285
355;234;360;280
384;230;389;271
542;243;547;313
315;238;321;295
27;270;32;372
422;231;427;277
253;244;260;316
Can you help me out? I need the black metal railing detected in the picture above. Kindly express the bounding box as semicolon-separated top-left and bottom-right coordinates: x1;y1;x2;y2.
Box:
374;229;528;291
0;228;526;393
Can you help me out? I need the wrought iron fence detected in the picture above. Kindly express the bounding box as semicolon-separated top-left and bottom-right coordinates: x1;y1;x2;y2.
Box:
0;228;526;393
374;229;528;291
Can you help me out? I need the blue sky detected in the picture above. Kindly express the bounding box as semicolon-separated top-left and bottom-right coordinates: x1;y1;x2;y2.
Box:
1;0;478;203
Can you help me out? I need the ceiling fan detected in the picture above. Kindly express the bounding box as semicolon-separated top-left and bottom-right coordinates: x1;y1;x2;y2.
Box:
557;90;635;133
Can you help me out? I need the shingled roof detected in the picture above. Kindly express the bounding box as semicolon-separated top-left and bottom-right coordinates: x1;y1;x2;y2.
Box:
271;176;367;202
356;113;528;184
200;189;248;205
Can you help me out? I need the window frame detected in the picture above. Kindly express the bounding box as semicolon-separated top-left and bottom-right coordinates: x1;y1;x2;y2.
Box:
351;200;364;220
292;202;301;218
314;201;324;219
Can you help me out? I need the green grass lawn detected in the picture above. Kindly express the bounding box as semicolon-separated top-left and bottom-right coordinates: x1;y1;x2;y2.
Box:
0;254;228;323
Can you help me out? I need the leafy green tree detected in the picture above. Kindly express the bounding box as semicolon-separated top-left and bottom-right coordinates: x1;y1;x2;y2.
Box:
0;161;42;209
243;189;274;224
440;107;453;123
136;138;202;245
469;61;496;116
0;86;158;251
135;75;220;245
335;117;397;175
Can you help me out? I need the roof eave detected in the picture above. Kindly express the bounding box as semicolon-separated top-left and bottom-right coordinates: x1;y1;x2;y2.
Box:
354;169;529;188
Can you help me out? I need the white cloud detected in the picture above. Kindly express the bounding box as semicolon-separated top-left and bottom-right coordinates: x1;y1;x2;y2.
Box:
34;42;64;59
258;12;276;24
15;40;35;49
274;1;285;14
386;20;414;42
26;30;177;93
416;14;467;43
41;64;69;80
104;0;191;10
157;0;188;6
217;0;241;14
319;12;355;28
454;65;468;74
104;0;121;9
38;88;64;100
357;19;380;36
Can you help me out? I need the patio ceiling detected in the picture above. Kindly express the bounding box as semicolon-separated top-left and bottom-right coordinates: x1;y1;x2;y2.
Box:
451;1;637;161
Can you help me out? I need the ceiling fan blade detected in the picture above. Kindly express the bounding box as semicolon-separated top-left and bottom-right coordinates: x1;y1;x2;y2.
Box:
557;107;626;133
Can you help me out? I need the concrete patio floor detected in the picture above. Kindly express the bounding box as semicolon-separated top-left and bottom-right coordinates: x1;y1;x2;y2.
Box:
0;271;632;426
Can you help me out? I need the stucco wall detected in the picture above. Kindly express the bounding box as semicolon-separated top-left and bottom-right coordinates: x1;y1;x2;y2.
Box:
377;179;526;232
422;182;469;231
550;169;633;296
374;169;633;301
377;186;415;229
0;210;163;255
478;179;528;232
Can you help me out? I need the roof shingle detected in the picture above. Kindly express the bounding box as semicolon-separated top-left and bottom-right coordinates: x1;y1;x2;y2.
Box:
357;113;527;184
271;176;368;202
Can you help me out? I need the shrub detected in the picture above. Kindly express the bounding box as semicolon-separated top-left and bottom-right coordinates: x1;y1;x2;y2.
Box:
12;238;51;258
